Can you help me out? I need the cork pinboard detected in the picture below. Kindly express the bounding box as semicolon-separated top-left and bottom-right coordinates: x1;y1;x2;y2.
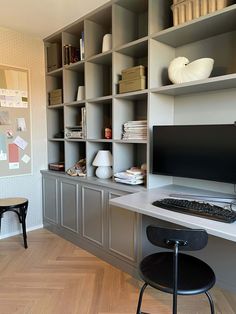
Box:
0;65;31;177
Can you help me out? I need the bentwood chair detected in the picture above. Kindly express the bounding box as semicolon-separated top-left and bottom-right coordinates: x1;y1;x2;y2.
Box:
136;226;216;314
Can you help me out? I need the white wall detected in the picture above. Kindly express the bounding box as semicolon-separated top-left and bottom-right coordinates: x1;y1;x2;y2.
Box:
0;27;47;238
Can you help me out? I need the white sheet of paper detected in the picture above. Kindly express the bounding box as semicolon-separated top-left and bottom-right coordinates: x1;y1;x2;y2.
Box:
17;118;27;131
0;150;7;161
9;162;19;169
21;154;30;164
13;136;28;150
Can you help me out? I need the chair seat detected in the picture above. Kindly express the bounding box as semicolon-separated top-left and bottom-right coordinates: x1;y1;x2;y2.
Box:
140;252;216;295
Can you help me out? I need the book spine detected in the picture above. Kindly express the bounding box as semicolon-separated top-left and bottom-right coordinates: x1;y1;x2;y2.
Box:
68;44;72;64
80;31;85;60
64;45;69;65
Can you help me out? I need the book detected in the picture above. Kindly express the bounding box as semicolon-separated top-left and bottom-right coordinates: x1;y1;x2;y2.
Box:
80;31;85;60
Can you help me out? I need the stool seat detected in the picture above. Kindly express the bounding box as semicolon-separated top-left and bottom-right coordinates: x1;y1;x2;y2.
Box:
0;198;28;208
0;197;28;249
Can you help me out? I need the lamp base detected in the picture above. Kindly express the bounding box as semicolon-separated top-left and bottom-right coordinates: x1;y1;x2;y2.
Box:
95;166;112;179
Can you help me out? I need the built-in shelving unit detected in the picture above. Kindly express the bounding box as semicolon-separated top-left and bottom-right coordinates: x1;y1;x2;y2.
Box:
44;0;236;189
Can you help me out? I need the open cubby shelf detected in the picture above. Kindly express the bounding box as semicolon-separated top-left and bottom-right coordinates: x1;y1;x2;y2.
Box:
44;0;236;188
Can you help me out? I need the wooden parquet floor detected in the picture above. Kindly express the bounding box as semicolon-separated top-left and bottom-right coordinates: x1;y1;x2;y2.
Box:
0;229;235;314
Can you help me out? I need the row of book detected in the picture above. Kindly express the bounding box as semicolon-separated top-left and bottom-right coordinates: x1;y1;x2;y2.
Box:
63;32;84;65
122;120;147;140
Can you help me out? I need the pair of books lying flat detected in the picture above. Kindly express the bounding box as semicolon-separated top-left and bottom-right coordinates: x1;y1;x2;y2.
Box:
114;170;144;185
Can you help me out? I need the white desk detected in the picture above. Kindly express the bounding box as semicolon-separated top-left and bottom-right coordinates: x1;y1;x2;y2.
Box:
110;184;236;242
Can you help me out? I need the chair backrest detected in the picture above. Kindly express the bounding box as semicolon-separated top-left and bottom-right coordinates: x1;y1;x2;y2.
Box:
146;225;208;251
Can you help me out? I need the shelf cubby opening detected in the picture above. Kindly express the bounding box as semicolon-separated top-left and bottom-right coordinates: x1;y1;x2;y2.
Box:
87;101;112;140
113;96;147;141
65;141;86;170
63;68;85;103
113;0;148;48
113;142;147;186
173;88;236;126
85;6;112;58
153;4;236;48
47;107;64;139
150;30;236;89
45;33;62;73
48;141;65;166
65;105;85;131
86;62;112;99
86;141;112;177
114;49;148;94
149;0;172;35
46;74;63;106
62;21;84;65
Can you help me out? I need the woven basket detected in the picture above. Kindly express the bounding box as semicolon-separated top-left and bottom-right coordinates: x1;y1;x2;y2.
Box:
172;0;234;26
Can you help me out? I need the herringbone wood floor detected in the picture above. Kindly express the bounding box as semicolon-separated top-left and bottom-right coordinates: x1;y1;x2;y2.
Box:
0;229;235;314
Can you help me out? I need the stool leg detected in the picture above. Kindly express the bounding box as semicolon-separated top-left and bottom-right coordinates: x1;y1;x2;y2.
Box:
20;207;28;249
205;291;215;314
136;282;148;314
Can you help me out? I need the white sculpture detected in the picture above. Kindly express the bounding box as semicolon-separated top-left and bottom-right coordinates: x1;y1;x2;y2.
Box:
168;57;214;84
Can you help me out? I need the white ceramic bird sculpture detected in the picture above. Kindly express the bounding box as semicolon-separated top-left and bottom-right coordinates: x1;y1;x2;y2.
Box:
168;57;214;84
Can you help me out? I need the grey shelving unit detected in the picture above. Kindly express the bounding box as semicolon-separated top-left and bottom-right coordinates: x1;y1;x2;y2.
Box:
44;0;236;189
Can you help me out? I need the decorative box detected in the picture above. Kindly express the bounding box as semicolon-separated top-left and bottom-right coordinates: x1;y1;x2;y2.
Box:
119;76;146;94
121;65;145;80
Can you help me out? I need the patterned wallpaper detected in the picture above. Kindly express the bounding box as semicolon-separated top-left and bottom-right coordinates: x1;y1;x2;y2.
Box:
0;26;47;238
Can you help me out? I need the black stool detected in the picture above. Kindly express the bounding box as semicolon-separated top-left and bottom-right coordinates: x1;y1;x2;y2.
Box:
136;226;216;314
0;198;28;249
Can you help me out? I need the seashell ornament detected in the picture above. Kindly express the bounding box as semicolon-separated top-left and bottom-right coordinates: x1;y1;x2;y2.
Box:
168;57;214;84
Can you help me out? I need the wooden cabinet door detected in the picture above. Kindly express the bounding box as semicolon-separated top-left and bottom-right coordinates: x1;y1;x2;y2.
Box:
43;175;58;225
108;191;138;263
60;179;79;233
82;185;104;246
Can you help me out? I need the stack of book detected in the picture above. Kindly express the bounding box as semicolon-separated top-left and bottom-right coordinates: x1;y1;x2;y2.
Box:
122;120;147;140
114;168;144;185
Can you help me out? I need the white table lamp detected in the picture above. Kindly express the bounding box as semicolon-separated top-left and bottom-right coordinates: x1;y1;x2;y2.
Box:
92;150;113;179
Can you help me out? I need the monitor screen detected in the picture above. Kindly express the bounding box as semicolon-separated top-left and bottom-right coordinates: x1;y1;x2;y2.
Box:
152;124;236;184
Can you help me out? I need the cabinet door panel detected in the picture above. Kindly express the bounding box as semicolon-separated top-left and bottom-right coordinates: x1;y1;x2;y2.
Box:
82;186;104;246
108;192;137;263
43;176;58;224
60;180;78;233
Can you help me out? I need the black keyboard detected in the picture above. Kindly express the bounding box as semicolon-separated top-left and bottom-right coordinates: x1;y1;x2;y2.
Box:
152;198;236;223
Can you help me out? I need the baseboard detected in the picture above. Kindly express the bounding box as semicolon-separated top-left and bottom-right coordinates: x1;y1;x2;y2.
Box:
0;224;43;239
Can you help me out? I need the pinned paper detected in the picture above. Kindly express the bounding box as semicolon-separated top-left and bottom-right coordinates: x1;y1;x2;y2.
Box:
0;111;10;125
17;117;26;131
13;136;28;150
21;154;30;164
0;89;28;108
8;143;19;162
0;134;7;160
9;162;19;169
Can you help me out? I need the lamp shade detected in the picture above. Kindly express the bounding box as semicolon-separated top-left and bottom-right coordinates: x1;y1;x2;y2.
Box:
92;150;113;166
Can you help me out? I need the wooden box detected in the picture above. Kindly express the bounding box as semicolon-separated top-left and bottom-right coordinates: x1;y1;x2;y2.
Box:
119;76;146;94
121;65;145;80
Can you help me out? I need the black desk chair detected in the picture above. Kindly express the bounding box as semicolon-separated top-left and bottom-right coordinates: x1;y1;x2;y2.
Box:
0;198;28;249
136;226;216;314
